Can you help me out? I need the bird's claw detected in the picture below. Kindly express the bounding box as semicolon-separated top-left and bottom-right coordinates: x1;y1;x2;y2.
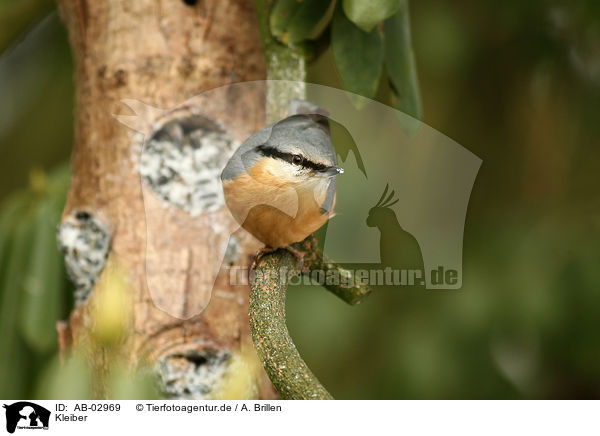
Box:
284;245;306;271
250;245;307;271
250;247;277;270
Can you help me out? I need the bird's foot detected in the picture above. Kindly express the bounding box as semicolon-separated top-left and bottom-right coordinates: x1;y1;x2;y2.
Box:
250;245;307;271
250;246;278;270
283;244;307;271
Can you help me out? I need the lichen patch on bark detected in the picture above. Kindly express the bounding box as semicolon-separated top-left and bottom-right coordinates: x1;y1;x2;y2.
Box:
140;115;236;216
57;211;110;305
156;349;231;399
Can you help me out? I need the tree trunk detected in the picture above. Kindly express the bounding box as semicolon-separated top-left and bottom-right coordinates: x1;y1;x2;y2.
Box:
56;0;276;399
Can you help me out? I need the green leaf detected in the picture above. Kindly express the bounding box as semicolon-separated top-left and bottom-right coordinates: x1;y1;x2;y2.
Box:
35;353;92;400
20;197;65;353
332;7;384;108
384;1;422;122
0;203;36;397
342;0;400;33
0;165;70;395
0;193;28;276
108;364;160;400
270;0;337;45
0;0;55;55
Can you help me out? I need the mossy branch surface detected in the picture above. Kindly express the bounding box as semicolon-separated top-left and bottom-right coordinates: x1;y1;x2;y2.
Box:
295;235;372;305
249;248;333;400
254;0;307;122
249;235;371;400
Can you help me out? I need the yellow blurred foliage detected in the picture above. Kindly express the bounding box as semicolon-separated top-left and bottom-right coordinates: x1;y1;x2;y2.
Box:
213;343;262;400
91;262;132;345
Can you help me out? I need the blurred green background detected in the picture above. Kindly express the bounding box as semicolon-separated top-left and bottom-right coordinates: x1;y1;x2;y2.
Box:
1;0;599;399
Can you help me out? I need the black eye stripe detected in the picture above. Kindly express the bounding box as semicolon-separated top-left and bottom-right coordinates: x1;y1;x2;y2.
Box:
301;159;328;172
257;145;295;164
258;145;328;171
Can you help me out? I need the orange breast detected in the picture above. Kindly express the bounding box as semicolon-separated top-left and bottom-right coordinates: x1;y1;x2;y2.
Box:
222;160;333;247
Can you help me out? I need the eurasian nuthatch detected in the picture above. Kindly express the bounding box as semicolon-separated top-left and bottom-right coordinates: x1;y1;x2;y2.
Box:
221;101;343;251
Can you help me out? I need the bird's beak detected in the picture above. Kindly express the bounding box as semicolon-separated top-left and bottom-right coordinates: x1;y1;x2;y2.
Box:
321;166;344;177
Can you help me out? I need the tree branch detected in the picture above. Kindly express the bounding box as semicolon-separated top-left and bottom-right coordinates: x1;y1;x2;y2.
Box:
249;247;333;400
294;234;372;305
253;0;306;122
248;235;371;400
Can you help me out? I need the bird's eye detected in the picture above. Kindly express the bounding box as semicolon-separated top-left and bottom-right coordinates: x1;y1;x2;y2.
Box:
292;154;303;164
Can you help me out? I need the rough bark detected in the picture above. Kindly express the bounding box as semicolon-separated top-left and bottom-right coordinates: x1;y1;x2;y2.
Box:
249;247;333;400
248;235;371;399
56;0;277;399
